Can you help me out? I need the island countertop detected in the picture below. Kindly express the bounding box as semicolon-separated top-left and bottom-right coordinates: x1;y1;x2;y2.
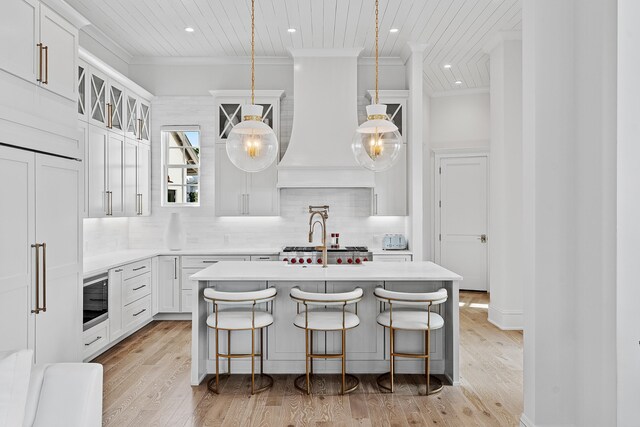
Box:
190;260;462;282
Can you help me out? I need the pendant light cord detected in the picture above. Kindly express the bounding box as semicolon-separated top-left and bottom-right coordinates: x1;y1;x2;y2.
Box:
375;0;379;104
251;0;256;105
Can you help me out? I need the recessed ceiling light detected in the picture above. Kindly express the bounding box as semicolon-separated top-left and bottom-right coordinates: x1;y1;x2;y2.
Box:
287;28;296;33
454;80;463;85
389;28;399;33
443;64;452;69
185;27;195;33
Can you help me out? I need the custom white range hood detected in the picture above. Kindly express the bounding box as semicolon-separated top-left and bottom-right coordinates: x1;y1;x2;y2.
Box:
277;48;375;188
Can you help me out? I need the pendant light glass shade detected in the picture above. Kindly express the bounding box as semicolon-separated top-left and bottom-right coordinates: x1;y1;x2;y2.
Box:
227;104;279;173
352;104;403;172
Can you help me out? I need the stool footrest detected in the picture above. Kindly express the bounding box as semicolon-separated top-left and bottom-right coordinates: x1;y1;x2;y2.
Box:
294;373;359;395
207;373;274;395
376;372;444;395
391;351;430;359
308;352;344;359
217;352;264;359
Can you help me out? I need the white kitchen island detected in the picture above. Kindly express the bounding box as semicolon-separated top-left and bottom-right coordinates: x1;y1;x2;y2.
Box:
190;261;462;387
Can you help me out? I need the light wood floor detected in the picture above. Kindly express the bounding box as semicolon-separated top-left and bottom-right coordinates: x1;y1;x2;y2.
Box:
95;292;523;426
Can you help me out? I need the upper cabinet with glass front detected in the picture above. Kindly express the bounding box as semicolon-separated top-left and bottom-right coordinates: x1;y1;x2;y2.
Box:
78;50;152;141
161;127;201;206
211;90;284;144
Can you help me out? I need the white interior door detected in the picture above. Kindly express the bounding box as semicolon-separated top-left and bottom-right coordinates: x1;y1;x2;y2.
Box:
436;155;488;291
0;147;35;353
34;154;82;363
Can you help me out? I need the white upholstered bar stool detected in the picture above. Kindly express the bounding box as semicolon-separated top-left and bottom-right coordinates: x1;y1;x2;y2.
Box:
374;287;448;395
290;287;363;395
204;287;277;395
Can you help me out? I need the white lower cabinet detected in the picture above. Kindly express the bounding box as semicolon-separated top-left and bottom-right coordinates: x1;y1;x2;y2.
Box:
108;266;124;341
373;254;413;262
123;294;152;331
82;320;110;360
157;256;180;313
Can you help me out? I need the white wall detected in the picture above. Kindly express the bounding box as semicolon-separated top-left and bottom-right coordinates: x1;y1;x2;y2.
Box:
521;0;617;426
429;92;490;151
617;0;640;424
487;37;523;331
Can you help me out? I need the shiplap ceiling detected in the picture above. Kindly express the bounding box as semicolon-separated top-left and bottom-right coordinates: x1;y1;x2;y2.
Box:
66;0;521;93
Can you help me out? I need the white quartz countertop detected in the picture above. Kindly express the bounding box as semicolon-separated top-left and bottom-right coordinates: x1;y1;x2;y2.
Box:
191;260;461;282
83;248;282;278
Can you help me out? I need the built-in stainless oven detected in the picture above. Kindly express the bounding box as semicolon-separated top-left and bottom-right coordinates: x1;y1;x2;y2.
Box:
83;274;108;331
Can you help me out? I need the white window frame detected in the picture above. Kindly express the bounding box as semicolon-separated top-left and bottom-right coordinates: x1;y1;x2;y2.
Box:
161;125;201;207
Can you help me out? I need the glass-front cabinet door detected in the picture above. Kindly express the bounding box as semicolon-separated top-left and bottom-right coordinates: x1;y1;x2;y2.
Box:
108;82;124;134
138;100;150;142
77;64;87;120
125;93;138;139
217;102;242;141
89;71;107;127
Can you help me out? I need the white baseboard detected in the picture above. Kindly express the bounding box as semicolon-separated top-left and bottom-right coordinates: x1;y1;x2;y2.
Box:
519;413;535;427
488;305;523;330
154;313;192;321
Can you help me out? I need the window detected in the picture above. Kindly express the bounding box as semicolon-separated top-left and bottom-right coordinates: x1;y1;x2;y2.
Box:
161;126;200;206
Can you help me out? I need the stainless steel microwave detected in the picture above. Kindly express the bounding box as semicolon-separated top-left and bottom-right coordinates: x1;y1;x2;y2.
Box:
83;274;108;331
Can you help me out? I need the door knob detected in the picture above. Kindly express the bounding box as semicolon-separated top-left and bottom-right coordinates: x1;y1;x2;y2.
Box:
480;234;487;243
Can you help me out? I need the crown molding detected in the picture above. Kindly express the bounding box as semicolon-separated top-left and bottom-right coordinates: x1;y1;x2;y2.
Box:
79;47;153;100
209;90;285;99
483;30;523;54
130;56;292;66
429;87;490;98
40;0;90;28
81;25;134;64
401;43;429;64
288;47;364;58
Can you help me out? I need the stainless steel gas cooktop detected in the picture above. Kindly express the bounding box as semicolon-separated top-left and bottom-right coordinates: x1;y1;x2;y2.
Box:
280;246;373;265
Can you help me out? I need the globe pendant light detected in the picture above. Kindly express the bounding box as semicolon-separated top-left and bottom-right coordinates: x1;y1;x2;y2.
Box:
352;0;403;172
227;0;278;173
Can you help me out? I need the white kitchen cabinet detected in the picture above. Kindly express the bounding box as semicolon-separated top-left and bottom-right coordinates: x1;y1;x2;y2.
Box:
86;124;125;217
373;253;413;262
78;120;89;217
136;142;151;216
124;138;138;216
215;144;279;216
82;320;109;361
373;148;407;216
39;4;77;101
212;91;283;144
108;266;124;341
0;0;77;101
125;92;139;139
0;146;82;364
77;61;88;120
157;256;180;313
180;256;251;313
0;0;39;84
138;98;151;142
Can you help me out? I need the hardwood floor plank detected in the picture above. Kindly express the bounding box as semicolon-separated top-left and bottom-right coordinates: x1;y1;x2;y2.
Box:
97;293;523;427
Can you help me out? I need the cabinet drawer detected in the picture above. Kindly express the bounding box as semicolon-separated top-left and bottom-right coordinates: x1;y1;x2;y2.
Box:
250;255;279;261
123;294;152;331
181;255;249;268
83;321;109;359
123;272;151;306
123;258;151;280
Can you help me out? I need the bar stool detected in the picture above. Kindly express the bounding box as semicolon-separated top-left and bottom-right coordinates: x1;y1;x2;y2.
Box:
290;286;363;395
374;287;448;395
204;287;277;395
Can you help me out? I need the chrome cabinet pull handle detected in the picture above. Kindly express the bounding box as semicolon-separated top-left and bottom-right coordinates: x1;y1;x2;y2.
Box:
85;336;102;346
133;308;146;317
115;268;123;272
132;266;146;271
174;258;177;279
132;285;146;291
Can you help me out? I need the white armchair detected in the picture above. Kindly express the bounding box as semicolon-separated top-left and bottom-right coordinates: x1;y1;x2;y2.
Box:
0;350;103;427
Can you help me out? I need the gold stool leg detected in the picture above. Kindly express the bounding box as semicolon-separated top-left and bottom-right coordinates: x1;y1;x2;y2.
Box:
251;328;255;395
390;327;395;393
305;328;310;395
425;329;430;395
310;330;314;375
228;330;231;374
341;329;346;395
260;328;264;375
215;328;220;393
